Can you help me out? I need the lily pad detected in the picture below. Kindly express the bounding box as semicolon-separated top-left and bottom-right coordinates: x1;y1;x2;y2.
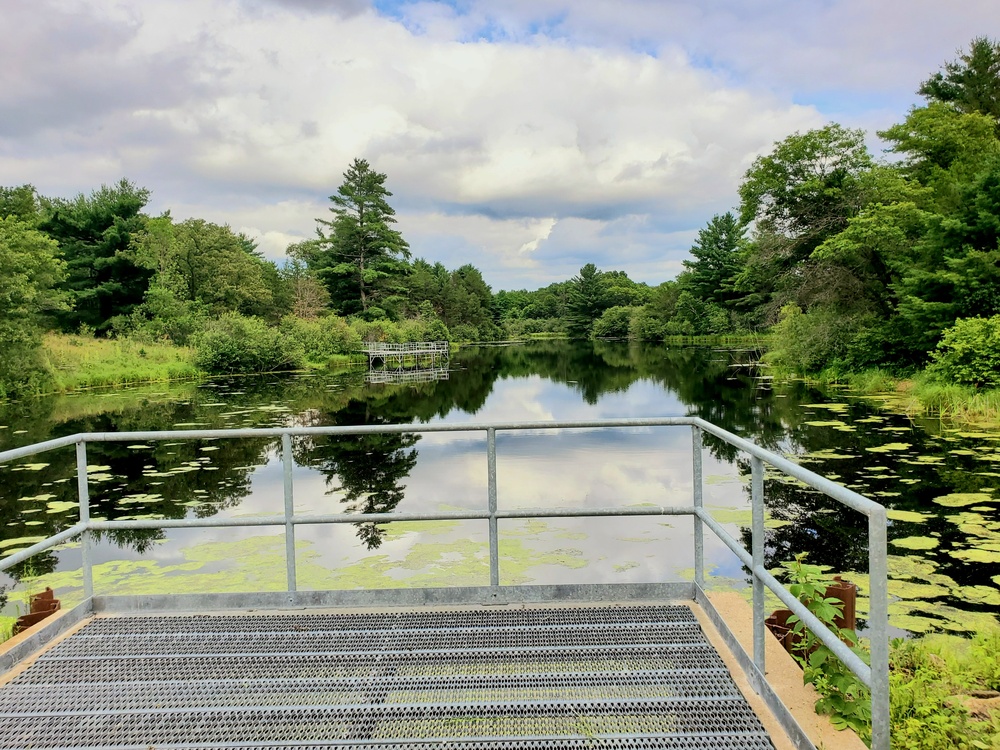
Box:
885;508;931;523
889;579;949;599
888;613;938;633
0;536;45;549
951;548;1000;564
953;585;1000;606
866;443;912;453
891;536;939;551
934;493;994;508
803;403;850;412
46;500;79;514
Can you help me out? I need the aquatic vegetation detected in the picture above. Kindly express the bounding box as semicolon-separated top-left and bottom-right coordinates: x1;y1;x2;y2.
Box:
890;536;939;551
934;492;994;507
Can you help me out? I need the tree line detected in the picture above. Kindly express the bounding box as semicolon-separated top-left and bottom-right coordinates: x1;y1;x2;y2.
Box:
0;158;500;397
499;37;1000;388
2;37;998;397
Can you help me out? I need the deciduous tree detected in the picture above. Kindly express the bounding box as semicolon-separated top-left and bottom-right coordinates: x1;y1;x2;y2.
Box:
0;217;65;397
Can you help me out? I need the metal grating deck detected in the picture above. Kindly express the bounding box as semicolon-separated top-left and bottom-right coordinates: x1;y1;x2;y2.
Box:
0;604;777;749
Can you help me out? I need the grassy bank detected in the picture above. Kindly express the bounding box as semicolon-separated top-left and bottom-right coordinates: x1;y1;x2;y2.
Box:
889;630;1000;747
41;333;201;392
791;367;1000;427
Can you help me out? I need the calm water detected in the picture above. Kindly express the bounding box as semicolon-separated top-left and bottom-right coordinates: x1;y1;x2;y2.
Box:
1;340;998;636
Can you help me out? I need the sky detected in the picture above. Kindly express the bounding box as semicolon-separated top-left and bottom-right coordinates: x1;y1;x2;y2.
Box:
2;0;998;291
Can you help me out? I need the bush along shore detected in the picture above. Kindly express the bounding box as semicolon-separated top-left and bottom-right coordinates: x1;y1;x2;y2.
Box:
780;555;1000;748
30;313;468;396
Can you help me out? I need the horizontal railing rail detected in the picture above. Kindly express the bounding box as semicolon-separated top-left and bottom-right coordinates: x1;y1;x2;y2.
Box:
362;341;450;354
0;417;889;750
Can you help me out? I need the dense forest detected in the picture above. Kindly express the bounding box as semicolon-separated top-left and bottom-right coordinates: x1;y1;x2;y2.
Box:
2;38;999;399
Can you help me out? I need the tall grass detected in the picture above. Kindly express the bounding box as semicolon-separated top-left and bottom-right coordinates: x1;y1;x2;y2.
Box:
909;375;1000;425
802;366;1000;427
41;333;200;392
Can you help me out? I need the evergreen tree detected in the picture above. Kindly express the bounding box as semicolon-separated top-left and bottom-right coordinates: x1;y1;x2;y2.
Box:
682;213;744;305
566;263;607;337
39;179;152;332
919;37;1000;129
314;158;410;316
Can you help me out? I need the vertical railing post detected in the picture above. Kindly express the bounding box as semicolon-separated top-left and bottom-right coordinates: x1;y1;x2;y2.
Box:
281;433;297;593
691;426;704;590
75;440;93;600
487;428;499;587
751;456;765;674
868;505;890;750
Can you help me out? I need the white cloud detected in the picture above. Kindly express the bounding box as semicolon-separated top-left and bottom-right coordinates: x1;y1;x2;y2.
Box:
2;0;989;288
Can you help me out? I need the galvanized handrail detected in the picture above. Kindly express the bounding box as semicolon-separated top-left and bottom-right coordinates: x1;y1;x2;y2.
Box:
362;341;450;353
0;417;889;750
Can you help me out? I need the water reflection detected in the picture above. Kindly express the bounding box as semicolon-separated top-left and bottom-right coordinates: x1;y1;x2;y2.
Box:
296;404;419;550
0;340;998;635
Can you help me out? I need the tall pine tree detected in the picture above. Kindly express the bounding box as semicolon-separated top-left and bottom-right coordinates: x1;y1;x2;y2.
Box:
682;212;744;305
313;158;410;316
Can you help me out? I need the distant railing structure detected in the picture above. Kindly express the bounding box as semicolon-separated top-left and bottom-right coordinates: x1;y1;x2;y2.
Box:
362;341;450;372
0;417;889;750
365;366;450;385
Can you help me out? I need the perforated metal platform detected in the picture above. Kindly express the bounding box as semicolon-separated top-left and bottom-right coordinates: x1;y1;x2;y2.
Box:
0;604;776;749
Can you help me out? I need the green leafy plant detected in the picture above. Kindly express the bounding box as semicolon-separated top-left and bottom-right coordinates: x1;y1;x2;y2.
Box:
778;554;872;744
194;313;304;374
928;315;1000;389
888;635;995;749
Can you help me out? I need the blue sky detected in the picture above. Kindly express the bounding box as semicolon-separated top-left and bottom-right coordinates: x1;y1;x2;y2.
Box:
2;0;998;290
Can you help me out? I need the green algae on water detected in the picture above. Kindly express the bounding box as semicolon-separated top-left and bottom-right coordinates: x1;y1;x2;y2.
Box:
891;536;939;551
934;493;994;508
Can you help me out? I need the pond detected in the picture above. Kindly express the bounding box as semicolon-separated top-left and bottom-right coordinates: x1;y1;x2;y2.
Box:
0;339;998;637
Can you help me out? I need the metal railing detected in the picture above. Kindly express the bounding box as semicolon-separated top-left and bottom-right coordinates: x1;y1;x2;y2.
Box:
0;417;889;750
365;366;450;384
362;341;450;354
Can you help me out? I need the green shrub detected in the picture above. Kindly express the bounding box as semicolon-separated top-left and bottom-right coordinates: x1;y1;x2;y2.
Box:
506;318;564;337
424;318;450;342
662;319;695;336
195;313;303;374
450;324;482;342
352;319;404;343
592;306;636;338
280;315;362;363
629;308;668;341
889;637;989;749
766;304;872;375
112;285;209;346
928;315;1000;388
0;338;51;400
320;315;363;353
398;319;429;343
778;555;871;743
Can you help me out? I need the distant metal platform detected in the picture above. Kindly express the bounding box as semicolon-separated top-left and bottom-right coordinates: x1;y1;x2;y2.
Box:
362;341;450;372
0;603;774;749
365;366;449;385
